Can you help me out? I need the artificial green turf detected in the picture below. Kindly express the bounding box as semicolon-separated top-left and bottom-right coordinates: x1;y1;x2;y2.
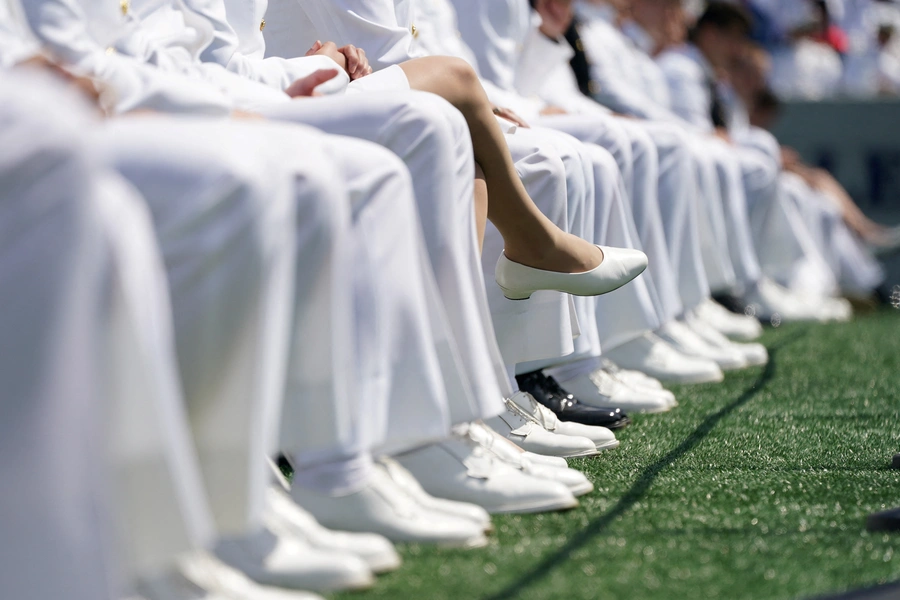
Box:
335;309;900;600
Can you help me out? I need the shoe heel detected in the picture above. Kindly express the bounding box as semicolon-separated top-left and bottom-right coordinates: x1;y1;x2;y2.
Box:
498;284;533;301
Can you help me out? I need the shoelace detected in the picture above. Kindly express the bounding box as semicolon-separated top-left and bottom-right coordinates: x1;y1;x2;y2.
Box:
587;368;623;398
504;395;542;425
507;393;559;429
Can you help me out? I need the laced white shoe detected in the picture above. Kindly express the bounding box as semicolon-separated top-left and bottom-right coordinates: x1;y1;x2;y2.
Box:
136;551;326;600
506;391;619;451
376;456;493;532
559;369;673;413
466;422;593;496
601;359;665;391
744;278;823;323
658;320;747;371
604;333;724;384
213;525;374;591
486;394;601;458
265;487;401;574
694;298;763;341
289;468;488;548
684;313;768;367
394;434;578;514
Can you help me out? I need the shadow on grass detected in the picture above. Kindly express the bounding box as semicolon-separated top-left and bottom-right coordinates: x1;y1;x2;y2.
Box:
483;330;809;600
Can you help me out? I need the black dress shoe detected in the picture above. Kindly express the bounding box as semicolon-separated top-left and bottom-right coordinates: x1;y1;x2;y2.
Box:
515;370;630;430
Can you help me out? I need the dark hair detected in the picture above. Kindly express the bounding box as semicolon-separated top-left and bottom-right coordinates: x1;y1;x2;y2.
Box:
691;2;753;40
754;88;781;115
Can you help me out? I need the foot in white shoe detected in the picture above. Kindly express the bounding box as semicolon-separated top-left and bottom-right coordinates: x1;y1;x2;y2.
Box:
558;369;674;414
394;436;578;514
506;391;619;450
601;359;665;391
486;394;601;458
658;320;747;371
376;456;493;533
213;526;373;592
694;299;763;341
465;422;593;496
684;313;768;367
265;487;401;574
289;468;487;548
605;333;725;384
137;551;327;600
495;245;648;300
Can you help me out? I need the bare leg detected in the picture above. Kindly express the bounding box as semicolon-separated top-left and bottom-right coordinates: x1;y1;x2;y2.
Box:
810;169;887;241
474;164;488;253
400;57;603;273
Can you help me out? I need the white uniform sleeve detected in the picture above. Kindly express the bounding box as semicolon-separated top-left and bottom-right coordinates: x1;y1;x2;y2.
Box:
193;0;348;92
578;23;681;122
18;0;235;114
452;0;529;91
657;52;714;132
0;0;42;66
275;0;426;71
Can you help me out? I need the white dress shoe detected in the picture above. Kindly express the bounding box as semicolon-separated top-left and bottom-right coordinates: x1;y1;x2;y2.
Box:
658;320;748;371
684;313;769;367
265;487;401;574
137;551;325;600
474;421;570;468
558;369;673;414
744;278;822;323
289;468;487;548
521;450;569;468
376;456;493;532
601;358;665;391
494;245;648;300
466;422;593;496
604;333;725;384
694;299;763;341
486;395;601;458
394;436;578;514
214;526;374;591
562;369;677;414
506;391;619;451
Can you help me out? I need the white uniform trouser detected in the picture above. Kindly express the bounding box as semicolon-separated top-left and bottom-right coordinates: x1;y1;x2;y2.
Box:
0;76;216;594
701;138;766;293
0;76;119;600
514;129;660;370
777;172;883;297
735;145;821;293
259;87;510;420
286;134;455;495
481;130;577;368
785;174;883;296
94;117;349;539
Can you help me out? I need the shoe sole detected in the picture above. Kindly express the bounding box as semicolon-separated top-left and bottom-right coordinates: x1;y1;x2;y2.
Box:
594;439;620;452
490;496;580;515
497;264;647;302
652;371;725;385
569;481;594;497
243;571;376;593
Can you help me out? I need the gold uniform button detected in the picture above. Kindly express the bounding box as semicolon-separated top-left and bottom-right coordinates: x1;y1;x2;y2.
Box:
120;0;129;15
260;18;266;31
410;23;418;38
106;46;116;55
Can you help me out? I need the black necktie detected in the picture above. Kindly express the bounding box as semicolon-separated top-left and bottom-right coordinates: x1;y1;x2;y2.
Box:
565;18;595;98
708;76;728;128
